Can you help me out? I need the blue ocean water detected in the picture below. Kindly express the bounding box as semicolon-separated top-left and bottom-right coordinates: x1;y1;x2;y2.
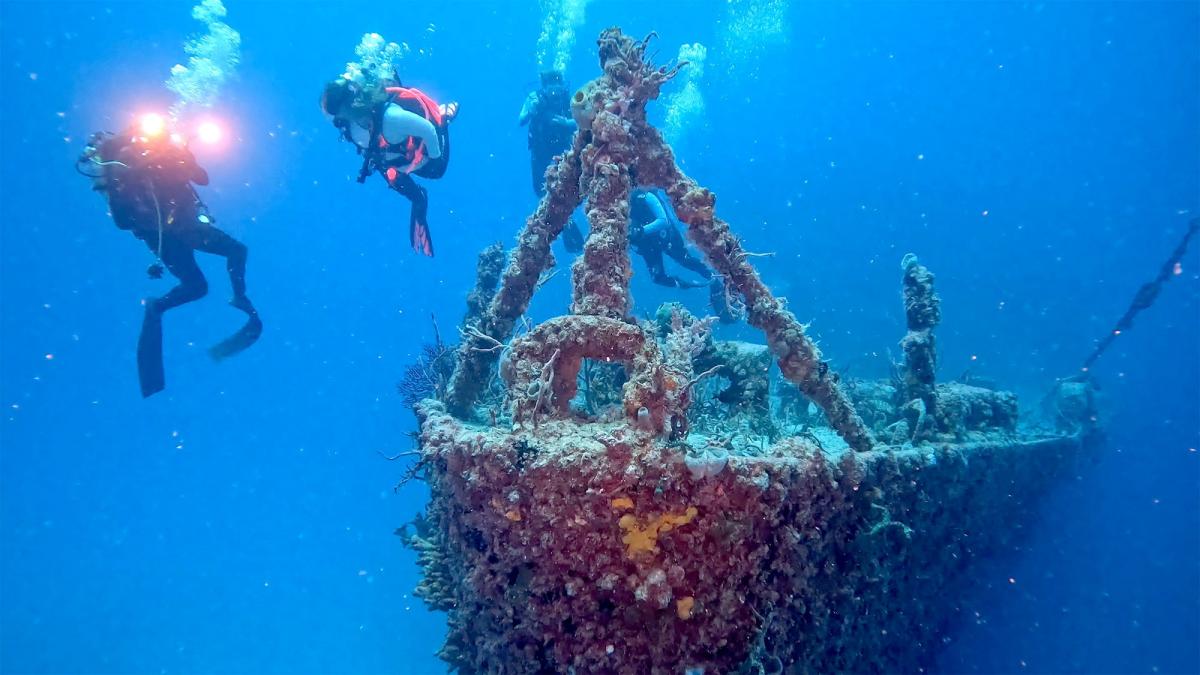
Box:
1;1;1196;672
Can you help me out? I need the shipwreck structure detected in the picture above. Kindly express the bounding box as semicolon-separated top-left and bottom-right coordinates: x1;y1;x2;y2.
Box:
398;29;1100;674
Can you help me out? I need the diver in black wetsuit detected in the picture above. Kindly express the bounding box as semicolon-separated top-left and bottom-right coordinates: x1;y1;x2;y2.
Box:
519;70;584;252
630;188;711;289
629;188;740;323
78;122;261;397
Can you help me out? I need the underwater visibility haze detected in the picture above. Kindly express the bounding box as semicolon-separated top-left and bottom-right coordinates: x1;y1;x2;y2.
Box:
1;0;1198;673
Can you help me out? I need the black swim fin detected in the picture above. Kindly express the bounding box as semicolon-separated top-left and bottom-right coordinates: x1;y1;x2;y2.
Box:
209;313;262;361
137;304;165;398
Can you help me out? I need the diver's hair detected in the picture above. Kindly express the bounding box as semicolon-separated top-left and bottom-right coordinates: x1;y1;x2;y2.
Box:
321;79;355;117
322;78;396;122
540;70;564;87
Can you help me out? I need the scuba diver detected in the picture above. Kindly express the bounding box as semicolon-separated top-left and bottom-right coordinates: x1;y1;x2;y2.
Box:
321;76;458;257
519;70;584;252
630;188;740;323
77;115;262;398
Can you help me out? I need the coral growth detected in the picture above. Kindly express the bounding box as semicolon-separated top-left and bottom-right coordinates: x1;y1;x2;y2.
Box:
657;304;775;439
398;245;505;412
410;400;1097;673
444;132;583;418
464;243;506;328
899;253;941;438
397;337;453;410
446;27;871;452
636;146;875;451
617;505;699;558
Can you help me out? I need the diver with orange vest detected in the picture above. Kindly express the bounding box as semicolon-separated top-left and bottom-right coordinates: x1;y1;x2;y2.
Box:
321;77;458;257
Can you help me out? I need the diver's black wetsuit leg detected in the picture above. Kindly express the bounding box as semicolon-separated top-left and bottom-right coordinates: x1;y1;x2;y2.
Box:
138;234;207;397
641;248;677;288
433;126;450;177
664;226;712;281
181;222;249;302
152;235;210;310
642;232;706;290
176;222;263;360
390;171;434;256
669;224;739;322
414;126;451;180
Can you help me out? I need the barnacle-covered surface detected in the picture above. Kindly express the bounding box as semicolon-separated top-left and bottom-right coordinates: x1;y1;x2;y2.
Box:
397;26;1103;674
407;401;1097;674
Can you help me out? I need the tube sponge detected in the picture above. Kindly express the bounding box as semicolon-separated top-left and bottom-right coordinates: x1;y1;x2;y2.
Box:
342;33;409;89
166;0;241;119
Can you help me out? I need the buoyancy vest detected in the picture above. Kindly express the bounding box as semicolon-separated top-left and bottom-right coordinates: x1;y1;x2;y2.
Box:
373;87;444;176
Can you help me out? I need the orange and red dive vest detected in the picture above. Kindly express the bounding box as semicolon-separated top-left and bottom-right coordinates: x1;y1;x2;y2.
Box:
378;87;444;178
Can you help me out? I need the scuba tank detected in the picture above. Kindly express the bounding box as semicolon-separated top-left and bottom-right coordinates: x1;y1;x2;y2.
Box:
77;128;215;279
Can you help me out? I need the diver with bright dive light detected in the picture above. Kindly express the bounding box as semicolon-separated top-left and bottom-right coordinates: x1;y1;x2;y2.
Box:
77;113;261;398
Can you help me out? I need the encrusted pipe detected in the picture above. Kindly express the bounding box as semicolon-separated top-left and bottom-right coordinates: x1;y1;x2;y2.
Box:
570;110;635;319
899;253;940;427
462;243;505;328
635;133;876;453
444;139;584;418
